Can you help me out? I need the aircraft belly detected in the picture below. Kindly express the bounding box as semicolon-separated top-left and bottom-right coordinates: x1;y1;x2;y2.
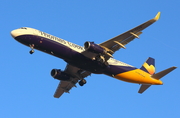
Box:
114;69;162;85
15;35;109;73
65;57;108;74
15;35;74;59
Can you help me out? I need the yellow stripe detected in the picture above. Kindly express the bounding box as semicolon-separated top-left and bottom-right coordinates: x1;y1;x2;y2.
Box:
154;12;161;21
114;69;162;85
143;62;155;75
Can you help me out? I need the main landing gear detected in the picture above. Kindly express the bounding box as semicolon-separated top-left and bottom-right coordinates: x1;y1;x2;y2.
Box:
29;44;35;54
96;55;109;67
79;79;87;86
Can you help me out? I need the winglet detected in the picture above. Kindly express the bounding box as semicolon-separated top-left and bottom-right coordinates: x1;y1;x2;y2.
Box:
154;12;161;21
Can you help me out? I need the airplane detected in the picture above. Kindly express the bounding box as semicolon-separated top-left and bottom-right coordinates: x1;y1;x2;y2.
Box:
11;12;177;98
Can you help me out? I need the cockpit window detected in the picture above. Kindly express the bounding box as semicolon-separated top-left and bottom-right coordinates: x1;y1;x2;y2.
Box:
20;27;27;29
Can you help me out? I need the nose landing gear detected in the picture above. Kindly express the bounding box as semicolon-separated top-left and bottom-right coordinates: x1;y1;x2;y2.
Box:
29;50;34;54
29;44;35;54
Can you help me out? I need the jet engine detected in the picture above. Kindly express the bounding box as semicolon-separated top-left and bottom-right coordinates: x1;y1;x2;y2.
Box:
84;41;112;66
51;69;71;81
84;41;106;54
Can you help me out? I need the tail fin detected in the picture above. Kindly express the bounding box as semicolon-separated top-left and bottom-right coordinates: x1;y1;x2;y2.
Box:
140;57;155;75
138;66;177;93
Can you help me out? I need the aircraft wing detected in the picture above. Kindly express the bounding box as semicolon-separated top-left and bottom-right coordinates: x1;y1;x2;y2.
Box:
99;12;161;53
54;64;91;98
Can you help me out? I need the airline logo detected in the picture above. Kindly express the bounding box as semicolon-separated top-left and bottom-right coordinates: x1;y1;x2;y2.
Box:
142;62;155;75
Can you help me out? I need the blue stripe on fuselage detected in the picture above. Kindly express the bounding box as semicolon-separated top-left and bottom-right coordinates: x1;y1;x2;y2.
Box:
15;35;74;59
15;35;108;73
14;34;136;75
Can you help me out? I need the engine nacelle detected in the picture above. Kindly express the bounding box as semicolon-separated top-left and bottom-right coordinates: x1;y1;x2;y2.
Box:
84;41;105;54
51;69;71;81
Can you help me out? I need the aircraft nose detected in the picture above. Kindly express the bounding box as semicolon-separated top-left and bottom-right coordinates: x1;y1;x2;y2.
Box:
11;29;20;38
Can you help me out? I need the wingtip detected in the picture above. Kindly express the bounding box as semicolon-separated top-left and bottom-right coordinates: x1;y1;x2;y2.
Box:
154;12;161;21
172;66;177;70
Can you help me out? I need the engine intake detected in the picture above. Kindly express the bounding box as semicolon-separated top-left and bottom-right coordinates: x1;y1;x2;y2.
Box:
84;41;105;54
51;69;71;81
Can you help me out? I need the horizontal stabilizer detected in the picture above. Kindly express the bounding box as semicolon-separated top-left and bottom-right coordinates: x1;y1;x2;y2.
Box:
138;66;177;94
138;84;151;94
151;66;177;79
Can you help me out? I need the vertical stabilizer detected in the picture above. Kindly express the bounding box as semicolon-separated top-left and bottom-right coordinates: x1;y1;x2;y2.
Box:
140;57;155;75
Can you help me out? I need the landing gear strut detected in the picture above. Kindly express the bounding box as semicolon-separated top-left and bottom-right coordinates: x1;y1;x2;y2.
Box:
96;55;109;67
96;55;105;63
79;79;87;86
29;44;35;54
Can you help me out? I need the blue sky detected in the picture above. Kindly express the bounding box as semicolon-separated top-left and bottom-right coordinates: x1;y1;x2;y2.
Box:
1;0;180;118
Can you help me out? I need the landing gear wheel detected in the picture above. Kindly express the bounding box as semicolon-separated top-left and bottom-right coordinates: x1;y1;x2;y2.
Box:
29;44;35;54
79;79;87;86
29;50;34;54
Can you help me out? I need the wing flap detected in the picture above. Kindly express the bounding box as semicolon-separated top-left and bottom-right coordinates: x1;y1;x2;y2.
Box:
53;64;91;98
122;32;142;45
54;79;78;98
54;81;68;98
110;32;142;52
99;12;161;52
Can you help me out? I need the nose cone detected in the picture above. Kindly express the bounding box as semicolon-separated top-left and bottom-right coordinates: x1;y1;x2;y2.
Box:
11;29;20;38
